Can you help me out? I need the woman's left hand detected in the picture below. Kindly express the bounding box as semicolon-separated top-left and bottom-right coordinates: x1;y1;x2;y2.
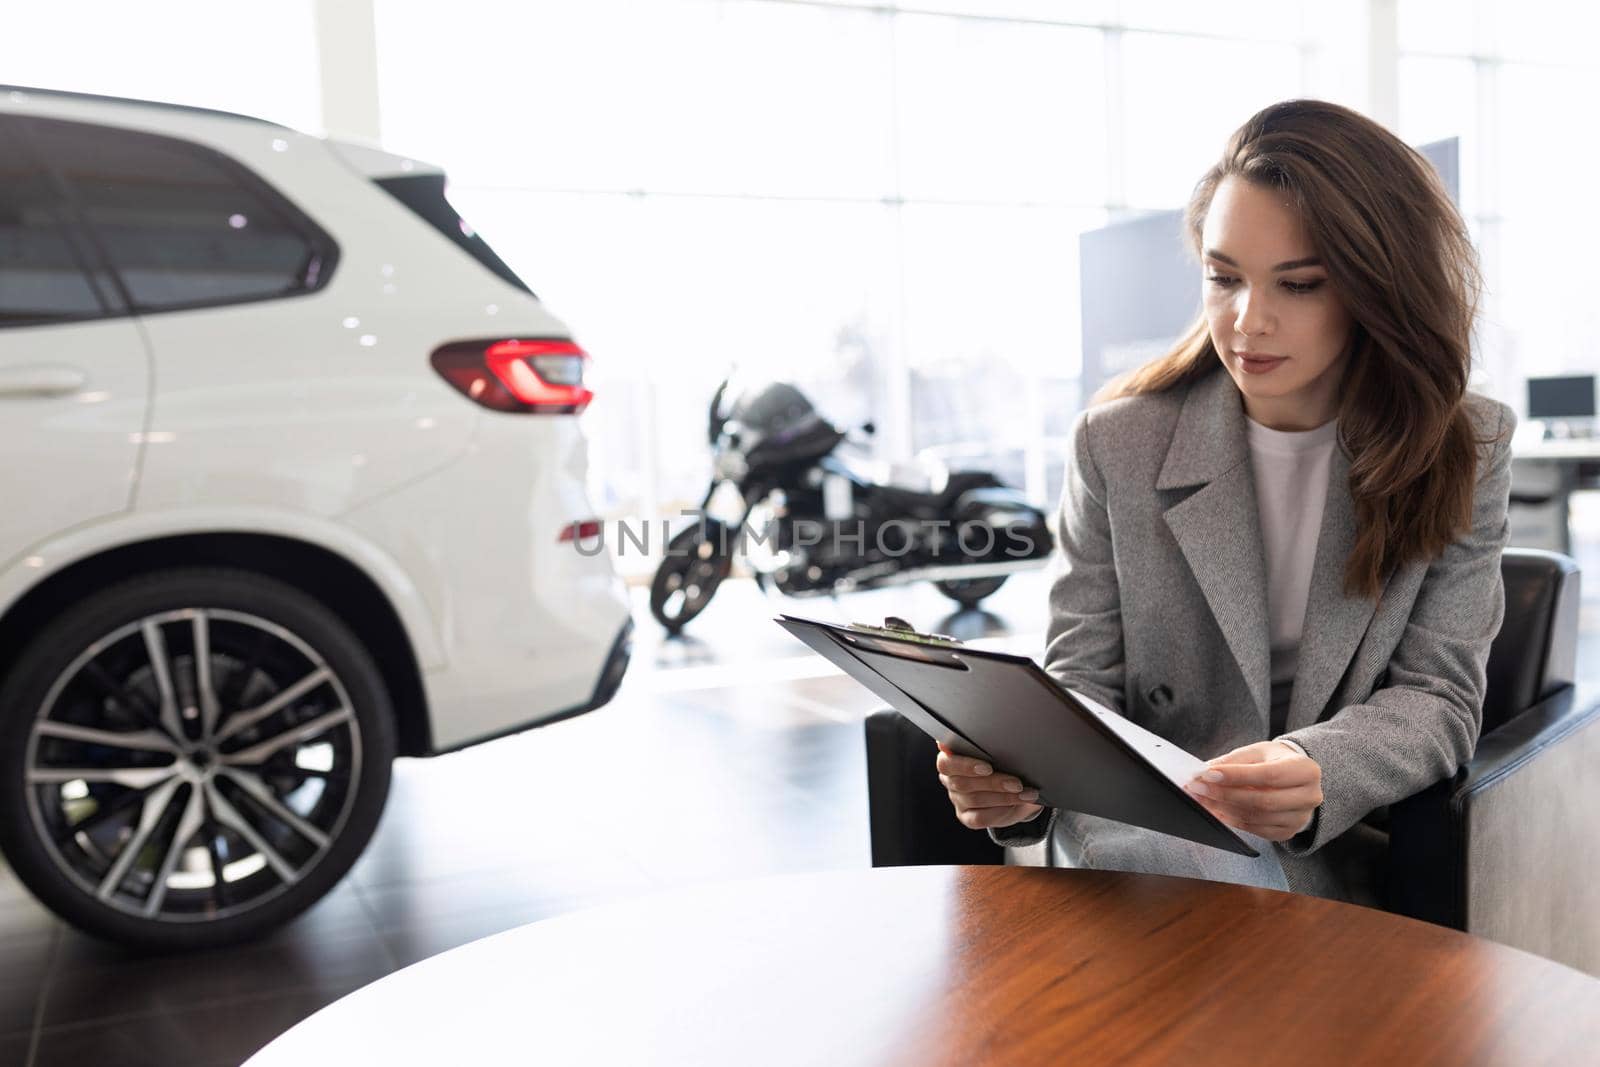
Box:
1183;741;1323;843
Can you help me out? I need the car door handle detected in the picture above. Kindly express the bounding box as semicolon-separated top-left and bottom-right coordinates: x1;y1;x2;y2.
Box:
0;364;89;397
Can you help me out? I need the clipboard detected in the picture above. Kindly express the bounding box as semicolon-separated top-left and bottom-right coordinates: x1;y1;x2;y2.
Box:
776;612;1258;858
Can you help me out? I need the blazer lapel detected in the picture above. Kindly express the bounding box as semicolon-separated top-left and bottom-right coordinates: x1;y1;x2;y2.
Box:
1284;444;1381;733
1158;372;1271;729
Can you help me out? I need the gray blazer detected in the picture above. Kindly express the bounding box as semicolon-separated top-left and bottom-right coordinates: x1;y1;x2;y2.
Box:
995;367;1514;895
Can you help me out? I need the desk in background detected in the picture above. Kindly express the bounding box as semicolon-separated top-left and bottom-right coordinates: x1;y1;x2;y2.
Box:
1509;375;1600;554
1509;427;1600;555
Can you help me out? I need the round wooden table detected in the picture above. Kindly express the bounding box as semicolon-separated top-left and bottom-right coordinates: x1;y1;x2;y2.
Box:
246;865;1600;1066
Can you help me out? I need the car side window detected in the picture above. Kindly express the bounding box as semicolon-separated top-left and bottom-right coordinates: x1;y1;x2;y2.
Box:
26;116;336;312
0;120;113;326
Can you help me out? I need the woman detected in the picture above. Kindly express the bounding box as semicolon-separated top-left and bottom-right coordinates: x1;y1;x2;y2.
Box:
936;99;1513;904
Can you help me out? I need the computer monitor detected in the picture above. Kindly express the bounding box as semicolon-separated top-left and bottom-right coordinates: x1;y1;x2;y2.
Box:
1527;376;1597;420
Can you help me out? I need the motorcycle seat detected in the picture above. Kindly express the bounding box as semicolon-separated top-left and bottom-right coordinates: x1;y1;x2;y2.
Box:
872;470;1006;516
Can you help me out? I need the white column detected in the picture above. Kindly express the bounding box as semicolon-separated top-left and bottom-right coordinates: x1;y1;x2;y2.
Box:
1472;53;1505;395
883;11;915;465
314;0;383;143
1367;0;1400;129
1301;0;1371;114
1103;27;1125;215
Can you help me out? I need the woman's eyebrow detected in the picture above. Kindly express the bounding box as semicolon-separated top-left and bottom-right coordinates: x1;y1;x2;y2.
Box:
1204;248;1324;271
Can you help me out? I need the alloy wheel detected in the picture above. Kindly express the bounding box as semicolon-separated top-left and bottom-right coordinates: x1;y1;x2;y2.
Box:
23;608;363;924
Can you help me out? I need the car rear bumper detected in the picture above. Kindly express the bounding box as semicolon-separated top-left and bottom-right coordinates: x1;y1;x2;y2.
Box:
424;615;633;756
339;413;633;751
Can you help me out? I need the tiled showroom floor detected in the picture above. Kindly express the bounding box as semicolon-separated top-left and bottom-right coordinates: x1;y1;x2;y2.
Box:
4;512;1599;1066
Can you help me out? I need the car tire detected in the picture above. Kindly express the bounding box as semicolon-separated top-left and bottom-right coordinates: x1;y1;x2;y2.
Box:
0;567;396;950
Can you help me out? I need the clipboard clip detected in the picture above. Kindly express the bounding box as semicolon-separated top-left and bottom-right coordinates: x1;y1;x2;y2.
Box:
845;616;964;647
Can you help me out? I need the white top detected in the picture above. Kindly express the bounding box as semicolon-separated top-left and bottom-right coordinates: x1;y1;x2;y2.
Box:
1246;415;1339;737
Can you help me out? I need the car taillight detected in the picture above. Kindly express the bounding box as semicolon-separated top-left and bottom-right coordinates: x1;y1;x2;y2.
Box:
558;519;603;543
430;338;594;414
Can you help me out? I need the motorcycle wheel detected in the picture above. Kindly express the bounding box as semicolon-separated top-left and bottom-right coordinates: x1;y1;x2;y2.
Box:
935;576;1007;610
650;522;734;635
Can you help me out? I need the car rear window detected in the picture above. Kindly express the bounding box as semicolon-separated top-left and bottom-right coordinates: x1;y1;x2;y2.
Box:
375;174;534;297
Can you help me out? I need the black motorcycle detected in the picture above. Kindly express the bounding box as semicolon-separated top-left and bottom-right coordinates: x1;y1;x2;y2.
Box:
649;378;1054;635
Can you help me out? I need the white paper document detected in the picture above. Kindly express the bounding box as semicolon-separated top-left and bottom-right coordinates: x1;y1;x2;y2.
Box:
1067;689;1209;787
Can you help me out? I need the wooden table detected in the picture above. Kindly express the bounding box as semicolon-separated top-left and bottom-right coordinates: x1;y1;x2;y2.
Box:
246;865;1600;1066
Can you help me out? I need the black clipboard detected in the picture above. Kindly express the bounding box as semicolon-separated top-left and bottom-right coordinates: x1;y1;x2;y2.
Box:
777;613;1257;858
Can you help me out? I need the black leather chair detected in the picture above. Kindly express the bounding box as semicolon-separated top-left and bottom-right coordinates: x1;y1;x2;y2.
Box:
864;548;1600;976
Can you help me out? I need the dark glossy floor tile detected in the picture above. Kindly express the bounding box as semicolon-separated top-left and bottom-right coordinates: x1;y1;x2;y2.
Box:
0;1031;30;1066
0;868;39;909
31;985;359;1067
348;740;631;890
349;824;624;894
42;911;391;1029
279;878;387;938
353;857;648;932
375;898;612;969
622;826;868;889
0;892;61;945
47;878;376;969
0;930;55;1039
624;573;1047;676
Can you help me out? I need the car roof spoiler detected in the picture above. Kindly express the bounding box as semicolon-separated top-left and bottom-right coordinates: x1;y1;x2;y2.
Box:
326;138;445;180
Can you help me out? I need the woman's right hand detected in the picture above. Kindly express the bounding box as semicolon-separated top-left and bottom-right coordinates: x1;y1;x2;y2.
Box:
935;742;1044;830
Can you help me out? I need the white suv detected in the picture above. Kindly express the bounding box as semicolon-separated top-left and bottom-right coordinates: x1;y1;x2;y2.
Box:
0;86;633;949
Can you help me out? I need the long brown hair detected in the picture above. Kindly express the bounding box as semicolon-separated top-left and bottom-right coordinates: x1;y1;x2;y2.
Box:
1099;99;1489;599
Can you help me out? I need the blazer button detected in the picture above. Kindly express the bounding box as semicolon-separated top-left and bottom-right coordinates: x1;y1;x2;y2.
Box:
1147;685;1174;707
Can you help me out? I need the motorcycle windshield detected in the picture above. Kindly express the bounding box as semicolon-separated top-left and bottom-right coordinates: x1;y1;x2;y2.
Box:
730;382;818;434
745;418;844;467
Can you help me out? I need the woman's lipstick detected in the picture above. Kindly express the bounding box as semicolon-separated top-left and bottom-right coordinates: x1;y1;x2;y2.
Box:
1235;350;1288;374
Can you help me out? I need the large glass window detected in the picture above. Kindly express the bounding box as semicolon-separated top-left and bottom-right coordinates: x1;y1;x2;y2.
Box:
377;0;897;199
30;117;336;312
1399;0;1600;406
1116;0;1306;41
898;201;1104;499
1398;0;1478;55
893;14;1107;206
1120;33;1304;210
1480;0;1600;63
0;1;320;131
13;0;1580;562
1493;62;1600;383
375;0;1346;568
1397;57;1478;149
